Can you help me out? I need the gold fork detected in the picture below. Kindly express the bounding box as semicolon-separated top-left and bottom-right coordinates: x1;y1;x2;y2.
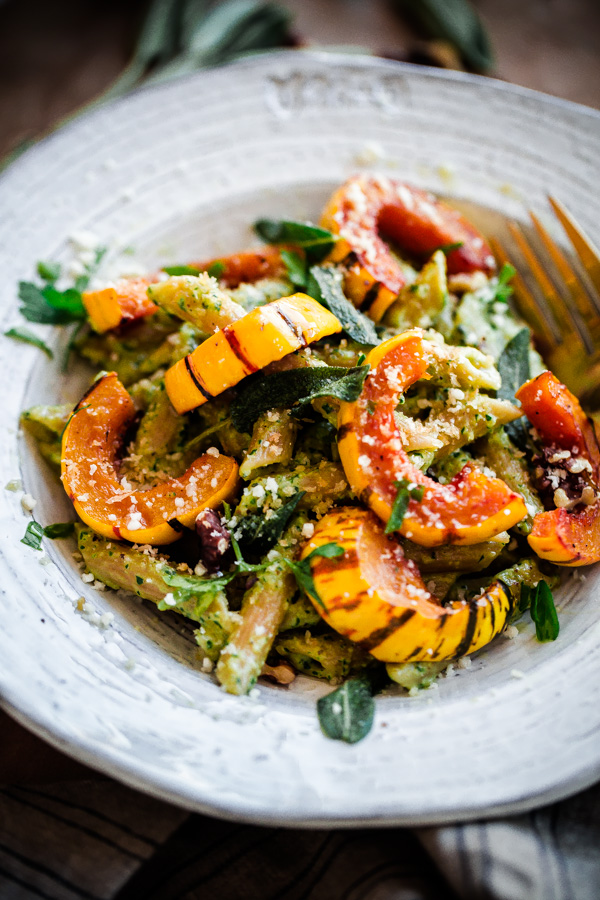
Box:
490;198;600;407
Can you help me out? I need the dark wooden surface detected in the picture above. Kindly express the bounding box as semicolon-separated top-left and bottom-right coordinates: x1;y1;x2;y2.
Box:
0;0;599;159
0;0;598;784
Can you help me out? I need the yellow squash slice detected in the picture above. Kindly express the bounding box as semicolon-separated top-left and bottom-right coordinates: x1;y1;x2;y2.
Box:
302;507;513;662
61;372;239;544
165;293;341;414
82;277;157;333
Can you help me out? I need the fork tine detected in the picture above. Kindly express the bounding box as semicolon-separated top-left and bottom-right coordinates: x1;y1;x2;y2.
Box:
489;236;556;353
529;210;598;323
548;196;600;298
507;222;581;342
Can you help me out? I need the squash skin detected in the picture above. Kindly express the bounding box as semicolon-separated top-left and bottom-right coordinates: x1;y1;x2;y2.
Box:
82;277;157;333
61;372;239;545
165;293;341;414
337;333;527;546
302;507;513;662
320;175;496;322
517;371;600;565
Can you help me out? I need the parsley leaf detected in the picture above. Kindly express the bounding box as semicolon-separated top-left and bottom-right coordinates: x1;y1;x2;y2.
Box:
159;566;231;612
230;365;369;434
21;521;44;550
5;327;53;358
286;543;345;609
236;490;306;557
254;219;336;263
492;262;516;304
530;581;560;642
163;264;201;276
280;249;308;289
206;260;225;279
73;246;107;292
307;264;378;345
37;261;61;283
18;282;79;325
19;248;105;325
163;261;225;278
317;675;375;744
434;241;464;255
385;478;425;534
43;522;75;539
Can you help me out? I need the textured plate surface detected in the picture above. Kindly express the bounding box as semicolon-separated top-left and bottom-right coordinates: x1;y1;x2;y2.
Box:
1;52;600;827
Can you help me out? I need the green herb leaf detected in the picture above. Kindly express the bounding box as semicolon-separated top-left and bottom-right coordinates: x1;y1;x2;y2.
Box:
21;520;44;550
19;282;76;325
317;675;375;744
230;364;369;433
492;263;516;304
37;261;61;283
163;261;225;279
530;581;560;642
163;264;201;276
43;522;75;539
5;327;53;358
254;219;336;263
497;327;531;403
236;490;306;557
308;265;378;345
393;0;494;72
280;249;308;289
385;478;425;534
159;566;231;611
434;241;464;255
44;285;86;317
286;543;344;608
206;260;226;279
497;326;531;449
73;247;107;293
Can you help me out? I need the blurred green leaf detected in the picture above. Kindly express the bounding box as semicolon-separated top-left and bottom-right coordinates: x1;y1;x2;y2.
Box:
394;0;494;72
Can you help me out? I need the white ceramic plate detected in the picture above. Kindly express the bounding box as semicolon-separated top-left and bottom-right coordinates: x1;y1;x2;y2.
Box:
1;52;600;827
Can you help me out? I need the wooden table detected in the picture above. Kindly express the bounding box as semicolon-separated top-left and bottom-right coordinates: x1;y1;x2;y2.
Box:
0;0;599;160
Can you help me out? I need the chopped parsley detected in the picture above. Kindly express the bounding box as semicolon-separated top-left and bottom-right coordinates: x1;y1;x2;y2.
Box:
385;479;425;535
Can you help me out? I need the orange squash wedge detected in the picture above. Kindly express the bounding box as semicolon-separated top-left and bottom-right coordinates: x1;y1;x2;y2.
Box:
320;174;496;322
517;371;600;565
337;333;527;546
61;372;239;544
165;293;341;415
82;277;157;333
192;247;286;288
302;507;513;662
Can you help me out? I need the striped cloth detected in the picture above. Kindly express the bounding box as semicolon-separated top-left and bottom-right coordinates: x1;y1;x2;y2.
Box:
1;774;599;899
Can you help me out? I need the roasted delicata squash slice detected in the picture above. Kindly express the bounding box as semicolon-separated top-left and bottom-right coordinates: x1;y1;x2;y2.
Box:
190;247;286;288
337;332;527;545
83;277;157;333
165;293;341;414
320;174;496;322
517;371;600;565
61;372;239;544
302;508;513;662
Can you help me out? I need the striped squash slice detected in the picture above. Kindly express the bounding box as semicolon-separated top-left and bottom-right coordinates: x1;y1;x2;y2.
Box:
517;371;600;565
302;507;513;662
337;332;527;546
320;174;496;322
165;293;341;415
82;277;157;333
61;372;239;545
